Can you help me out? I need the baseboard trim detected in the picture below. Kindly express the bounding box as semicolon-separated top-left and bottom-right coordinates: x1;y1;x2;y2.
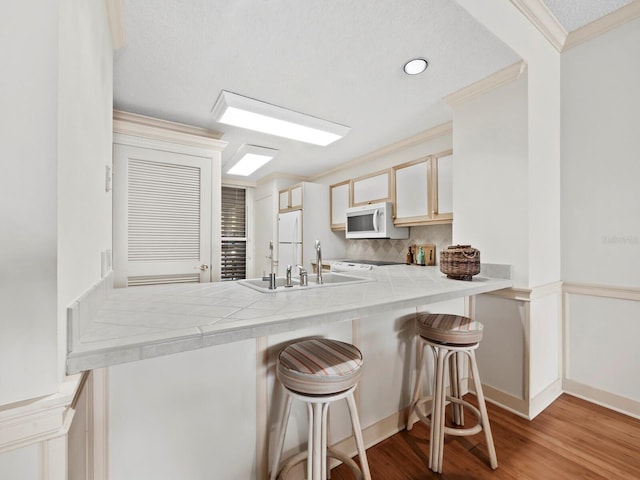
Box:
529;379;563;419
563;379;640;420
471;384;529;419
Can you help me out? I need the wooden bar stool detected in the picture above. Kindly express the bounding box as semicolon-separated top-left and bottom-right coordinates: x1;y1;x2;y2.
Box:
407;313;498;473
270;338;371;480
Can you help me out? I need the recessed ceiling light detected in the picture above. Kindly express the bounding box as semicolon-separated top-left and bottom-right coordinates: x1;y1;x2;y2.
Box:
226;145;277;176
403;58;428;75
212;91;350;146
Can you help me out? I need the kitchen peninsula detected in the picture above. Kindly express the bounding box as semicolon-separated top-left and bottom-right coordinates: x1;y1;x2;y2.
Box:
65;263;510;480
67;264;511;373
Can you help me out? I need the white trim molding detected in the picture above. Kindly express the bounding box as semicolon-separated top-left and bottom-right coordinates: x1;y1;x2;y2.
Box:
0;374;86;454
484;281;562;302
309;122;452;182
509;0;567;51
113;110;227;152
563;380;640;420
106;0;126;49
563;281;640;302
563;1;640;51
510;0;640;52
443;61;526;107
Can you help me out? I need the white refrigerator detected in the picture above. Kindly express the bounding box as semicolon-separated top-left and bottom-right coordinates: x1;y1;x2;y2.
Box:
277;210;302;276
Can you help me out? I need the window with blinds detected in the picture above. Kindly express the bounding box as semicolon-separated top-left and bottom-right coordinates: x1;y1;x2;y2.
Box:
221;186;247;280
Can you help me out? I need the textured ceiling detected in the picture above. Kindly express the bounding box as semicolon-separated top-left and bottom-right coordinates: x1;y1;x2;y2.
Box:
542;0;633;32
113;0;629;182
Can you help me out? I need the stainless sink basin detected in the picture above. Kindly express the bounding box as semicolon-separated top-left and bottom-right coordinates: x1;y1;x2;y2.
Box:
237;272;374;293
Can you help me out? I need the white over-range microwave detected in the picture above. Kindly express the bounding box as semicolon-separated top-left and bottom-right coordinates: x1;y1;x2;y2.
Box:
345;202;409;239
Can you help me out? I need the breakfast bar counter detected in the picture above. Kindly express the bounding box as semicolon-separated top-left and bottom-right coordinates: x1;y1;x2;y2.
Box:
67;264;511;374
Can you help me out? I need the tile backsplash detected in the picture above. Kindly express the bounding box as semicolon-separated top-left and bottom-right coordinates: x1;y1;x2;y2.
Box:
345;224;452;264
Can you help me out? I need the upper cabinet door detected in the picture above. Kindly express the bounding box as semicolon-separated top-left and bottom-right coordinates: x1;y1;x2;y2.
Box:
352;169;391;206
278;189;290;211
394;158;429;224
329;180;350;230
391;150;453;226
434;153;453;220
290;184;303;209
279;183;304;212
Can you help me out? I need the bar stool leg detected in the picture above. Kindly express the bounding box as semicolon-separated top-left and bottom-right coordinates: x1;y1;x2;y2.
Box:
345;392;372;480
430;346;448;473
407;340;428;430
449;352;464;426
301;402;310;480
321;402;330;480
310;403;324;480
270;393;293;480
468;350;498;469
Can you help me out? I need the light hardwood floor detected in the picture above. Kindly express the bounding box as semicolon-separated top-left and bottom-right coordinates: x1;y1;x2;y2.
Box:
330;394;640;479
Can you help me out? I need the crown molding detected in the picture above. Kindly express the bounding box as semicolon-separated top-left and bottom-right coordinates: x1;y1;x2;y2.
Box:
510;0;567;52
255;172;307;187
443;61;526;107
113;110;227;152
106;0;126;49
563;1;640;51
222;178;257;188
308;122;452;182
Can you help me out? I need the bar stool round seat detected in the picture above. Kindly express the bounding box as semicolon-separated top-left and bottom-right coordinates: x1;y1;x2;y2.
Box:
407;313;498;474
270;338;371;480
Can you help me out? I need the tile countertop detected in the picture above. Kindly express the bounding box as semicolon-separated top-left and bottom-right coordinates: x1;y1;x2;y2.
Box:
66;264;512;374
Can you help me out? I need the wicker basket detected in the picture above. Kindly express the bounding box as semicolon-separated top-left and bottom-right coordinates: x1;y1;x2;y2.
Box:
440;245;480;281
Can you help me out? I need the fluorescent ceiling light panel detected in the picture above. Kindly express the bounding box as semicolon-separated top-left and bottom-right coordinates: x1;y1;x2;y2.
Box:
226;145;277;176
212;91;350;146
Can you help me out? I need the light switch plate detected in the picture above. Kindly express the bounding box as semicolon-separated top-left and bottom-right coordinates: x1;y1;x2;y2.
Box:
105;165;112;192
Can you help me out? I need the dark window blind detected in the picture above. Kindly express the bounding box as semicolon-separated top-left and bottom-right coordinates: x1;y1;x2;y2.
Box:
221;187;247;280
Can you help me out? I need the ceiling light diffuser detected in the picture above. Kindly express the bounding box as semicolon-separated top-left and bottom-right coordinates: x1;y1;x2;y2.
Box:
403;58;428;75
212;91;350;146
226;145;277;176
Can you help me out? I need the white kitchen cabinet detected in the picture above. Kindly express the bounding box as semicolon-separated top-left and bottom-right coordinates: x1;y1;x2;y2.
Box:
329;180;350;230
351;169;392;206
394;158;430;222
278;182;345;271
278;183;303;212
435;153;453;219
393;150;453;226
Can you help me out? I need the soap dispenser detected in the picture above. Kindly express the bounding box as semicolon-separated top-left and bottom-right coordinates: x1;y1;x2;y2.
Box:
406;246;414;264
417;246;425;266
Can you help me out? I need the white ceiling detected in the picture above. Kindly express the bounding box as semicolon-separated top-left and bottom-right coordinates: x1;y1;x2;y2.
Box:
542;0;632;32
113;0;629;182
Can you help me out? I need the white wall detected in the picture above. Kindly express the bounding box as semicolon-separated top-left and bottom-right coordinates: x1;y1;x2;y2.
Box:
58;0;114;380
561;18;640;412
1;1;113;475
0;1;59;406
452;75;530;288
109;340;258;480
0;445;39;480
561;18;640;287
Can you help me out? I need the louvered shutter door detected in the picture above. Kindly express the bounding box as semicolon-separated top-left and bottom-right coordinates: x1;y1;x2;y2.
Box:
113;144;212;286
221;187;247;280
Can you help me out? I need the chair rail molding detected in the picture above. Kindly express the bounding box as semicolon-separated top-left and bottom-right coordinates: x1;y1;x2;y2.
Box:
0;374;85;454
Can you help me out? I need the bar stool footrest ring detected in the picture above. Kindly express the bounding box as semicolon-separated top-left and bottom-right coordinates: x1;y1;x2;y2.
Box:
276;447;366;480
412;396;484;437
